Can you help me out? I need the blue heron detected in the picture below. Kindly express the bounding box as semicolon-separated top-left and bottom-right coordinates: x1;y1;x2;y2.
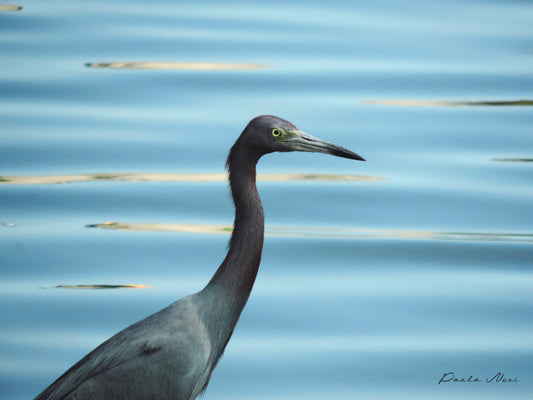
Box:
34;115;364;400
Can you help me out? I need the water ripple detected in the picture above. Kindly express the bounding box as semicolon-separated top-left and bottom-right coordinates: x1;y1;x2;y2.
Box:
0;173;382;184
86;222;533;243
231;332;533;354
85;61;269;70
0;4;22;11
2;329;530;354
492;158;533;163
56;284;149;290
365;99;533;107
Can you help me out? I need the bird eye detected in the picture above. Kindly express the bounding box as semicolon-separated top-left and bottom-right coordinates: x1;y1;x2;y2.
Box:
272;128;283;137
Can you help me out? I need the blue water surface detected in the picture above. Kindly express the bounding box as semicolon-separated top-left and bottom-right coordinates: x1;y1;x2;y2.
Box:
1;0;532;399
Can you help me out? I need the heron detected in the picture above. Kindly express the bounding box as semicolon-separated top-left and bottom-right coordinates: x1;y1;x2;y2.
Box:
34;115;364;400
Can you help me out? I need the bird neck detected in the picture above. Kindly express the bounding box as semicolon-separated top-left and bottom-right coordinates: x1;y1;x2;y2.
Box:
211;160;264;294
199;144;264;350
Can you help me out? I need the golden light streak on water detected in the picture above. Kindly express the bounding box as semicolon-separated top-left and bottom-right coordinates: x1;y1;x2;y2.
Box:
0;4;22;11
56;284;150;290
85;62;269;70
0;173;383;185
86;222;533;243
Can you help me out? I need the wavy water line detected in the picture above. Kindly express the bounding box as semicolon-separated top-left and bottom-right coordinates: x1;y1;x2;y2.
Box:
85;62;269;70
365;99;533;107
0;173;382;185
2;329;531;353
0;4;22;11
230;332;533;354
86;222;533;243
492;158;533;163
56;284;150;290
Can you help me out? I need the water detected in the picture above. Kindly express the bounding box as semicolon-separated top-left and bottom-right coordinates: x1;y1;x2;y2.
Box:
1;0;532;399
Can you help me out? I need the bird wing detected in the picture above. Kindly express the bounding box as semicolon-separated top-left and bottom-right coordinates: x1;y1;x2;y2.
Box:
34;296;212;400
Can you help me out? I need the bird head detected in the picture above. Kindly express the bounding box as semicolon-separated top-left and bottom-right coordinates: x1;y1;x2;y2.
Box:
239;115;365;161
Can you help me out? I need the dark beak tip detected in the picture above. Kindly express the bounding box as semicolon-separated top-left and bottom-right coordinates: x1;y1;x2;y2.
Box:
349;153;365;162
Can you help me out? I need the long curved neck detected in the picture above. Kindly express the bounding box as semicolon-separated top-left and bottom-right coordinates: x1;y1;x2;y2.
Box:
199;142;264;351
208;151;264;296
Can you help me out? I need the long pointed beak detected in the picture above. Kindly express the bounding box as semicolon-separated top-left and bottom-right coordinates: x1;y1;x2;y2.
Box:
286;130;365;161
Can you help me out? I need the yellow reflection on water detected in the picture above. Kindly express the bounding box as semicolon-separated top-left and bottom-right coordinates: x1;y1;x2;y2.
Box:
0;173;383;185
365;99;533;107
56;284;150;290
85;62;268;70
0;4;22;11
87;222;533;243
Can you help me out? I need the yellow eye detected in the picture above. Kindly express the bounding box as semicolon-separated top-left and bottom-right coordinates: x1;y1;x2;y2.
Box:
272;128;283;137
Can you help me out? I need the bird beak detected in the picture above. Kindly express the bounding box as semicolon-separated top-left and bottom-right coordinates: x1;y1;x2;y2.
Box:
285;130;365;161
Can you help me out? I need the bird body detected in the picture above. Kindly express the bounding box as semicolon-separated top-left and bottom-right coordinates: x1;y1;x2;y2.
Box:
35;115;364;400
36;296;211;399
